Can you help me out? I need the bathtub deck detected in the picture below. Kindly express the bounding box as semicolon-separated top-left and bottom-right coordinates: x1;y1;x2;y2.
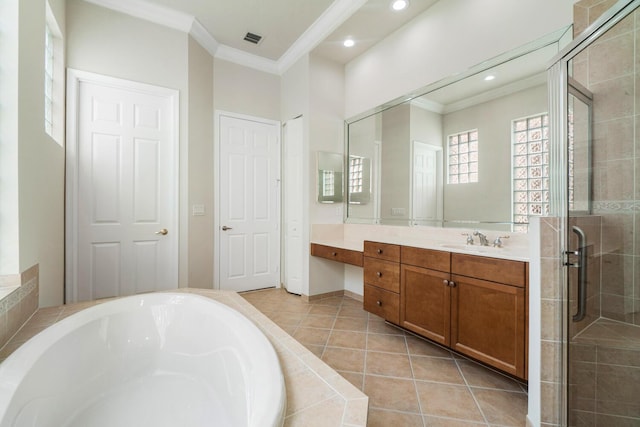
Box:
0;290;368;427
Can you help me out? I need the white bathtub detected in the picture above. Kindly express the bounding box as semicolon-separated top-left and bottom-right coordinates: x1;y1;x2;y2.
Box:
0;293;286;427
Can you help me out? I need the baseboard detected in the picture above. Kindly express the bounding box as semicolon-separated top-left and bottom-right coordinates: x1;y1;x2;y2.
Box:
302;289;344;303
344;289;363;302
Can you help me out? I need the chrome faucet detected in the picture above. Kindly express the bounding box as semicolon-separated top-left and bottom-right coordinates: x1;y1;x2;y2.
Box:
493;235;510;248
473;230;489;246
462;232;474;245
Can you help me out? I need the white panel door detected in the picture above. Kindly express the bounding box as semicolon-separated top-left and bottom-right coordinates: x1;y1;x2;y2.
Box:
218;114;280;292
411;141;443;224
283;117;304;295
68;71;178;302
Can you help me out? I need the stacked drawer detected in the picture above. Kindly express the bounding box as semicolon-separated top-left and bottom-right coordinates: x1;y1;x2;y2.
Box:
363;241;400;324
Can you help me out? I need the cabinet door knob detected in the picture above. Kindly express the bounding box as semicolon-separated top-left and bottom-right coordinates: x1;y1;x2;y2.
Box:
449;281;456;288
443;279;449;285
332;252;337;256
377;249;383;254
376;300;382;306
376;271;382;277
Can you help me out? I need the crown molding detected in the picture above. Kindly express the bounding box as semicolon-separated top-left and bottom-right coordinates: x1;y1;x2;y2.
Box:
190;19;219;57
83;0;362;76
215;45;280;75
410;98;444;114
277;0;368;74
84;0;193;33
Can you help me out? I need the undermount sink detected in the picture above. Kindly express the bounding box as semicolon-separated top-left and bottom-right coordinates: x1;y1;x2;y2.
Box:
439;243;502;253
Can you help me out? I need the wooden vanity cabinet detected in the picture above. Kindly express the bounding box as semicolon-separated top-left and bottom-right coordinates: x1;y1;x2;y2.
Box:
363;241;400;324
310;243;363;267
400;247;452;346
450;253;527;379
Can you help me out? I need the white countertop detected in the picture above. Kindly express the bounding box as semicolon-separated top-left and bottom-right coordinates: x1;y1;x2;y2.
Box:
311;224;530;262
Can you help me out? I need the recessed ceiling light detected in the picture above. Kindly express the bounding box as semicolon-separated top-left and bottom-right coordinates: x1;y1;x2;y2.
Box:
391;0;409;11
343;38;355;47
484;75;496;81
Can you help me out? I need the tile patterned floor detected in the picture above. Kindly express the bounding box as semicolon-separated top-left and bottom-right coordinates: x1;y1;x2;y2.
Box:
242;288;528;427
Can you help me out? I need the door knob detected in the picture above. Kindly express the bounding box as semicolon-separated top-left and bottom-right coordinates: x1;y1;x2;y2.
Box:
155;228;168;235
222;226;233;231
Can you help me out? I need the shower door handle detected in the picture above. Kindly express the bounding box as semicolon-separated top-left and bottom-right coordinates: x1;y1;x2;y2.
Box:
568;226;588;322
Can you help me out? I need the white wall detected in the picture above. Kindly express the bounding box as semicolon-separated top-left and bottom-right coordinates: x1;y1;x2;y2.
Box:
281;55;311;295
213;59;281;121
187;37;214;289
14;0;66;307
345;0;574;117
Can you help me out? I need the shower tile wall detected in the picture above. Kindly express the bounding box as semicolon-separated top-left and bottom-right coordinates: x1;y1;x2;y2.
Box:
538;1;640;426
573;0;638;324
0;265;39;349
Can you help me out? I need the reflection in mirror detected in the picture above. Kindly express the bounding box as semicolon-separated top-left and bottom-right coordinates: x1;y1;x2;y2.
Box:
317;151;343;203
346;25;573;231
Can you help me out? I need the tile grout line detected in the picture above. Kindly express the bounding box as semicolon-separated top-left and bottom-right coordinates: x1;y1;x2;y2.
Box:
405;333;428;427
453;357;490;426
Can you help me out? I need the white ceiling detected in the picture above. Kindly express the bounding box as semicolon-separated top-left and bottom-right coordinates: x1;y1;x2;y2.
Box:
84;0;440;74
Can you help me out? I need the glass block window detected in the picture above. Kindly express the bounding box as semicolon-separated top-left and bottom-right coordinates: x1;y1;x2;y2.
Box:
447;129;478;184
322;170;335;197
512;114;549;232
44;24;54;136
349;156;363;194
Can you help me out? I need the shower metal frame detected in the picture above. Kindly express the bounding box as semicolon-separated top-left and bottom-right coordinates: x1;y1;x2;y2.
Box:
547;0;640;424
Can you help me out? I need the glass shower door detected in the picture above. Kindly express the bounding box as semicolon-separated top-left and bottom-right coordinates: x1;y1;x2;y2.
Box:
564;3;640;425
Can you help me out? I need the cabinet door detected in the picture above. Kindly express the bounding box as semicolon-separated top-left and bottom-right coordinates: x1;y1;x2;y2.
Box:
401;264;451;346
450;274;526;378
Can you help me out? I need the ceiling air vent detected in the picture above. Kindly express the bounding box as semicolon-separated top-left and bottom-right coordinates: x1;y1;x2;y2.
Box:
244;32;263;45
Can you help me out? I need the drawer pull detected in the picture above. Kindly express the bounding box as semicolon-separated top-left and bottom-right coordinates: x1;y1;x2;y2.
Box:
332;252;337;256
376;271;382;277
376;300;382;306
377;249;383;254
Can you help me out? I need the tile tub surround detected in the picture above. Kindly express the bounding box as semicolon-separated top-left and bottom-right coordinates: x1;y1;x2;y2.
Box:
0;264;39;350
311;223;530;262
0;290;368;427
243;288;529;426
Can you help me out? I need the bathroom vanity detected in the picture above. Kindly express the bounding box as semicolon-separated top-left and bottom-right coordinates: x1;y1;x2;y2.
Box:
311;230;529;381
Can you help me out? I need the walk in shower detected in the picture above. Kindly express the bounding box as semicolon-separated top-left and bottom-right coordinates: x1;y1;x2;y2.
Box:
550;0;640;425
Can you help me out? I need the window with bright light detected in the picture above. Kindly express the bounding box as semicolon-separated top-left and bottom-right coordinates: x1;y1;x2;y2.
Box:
349;156;364;194
447;129;478;184
512;113;549;232
44;24;54;136
44;3;64;145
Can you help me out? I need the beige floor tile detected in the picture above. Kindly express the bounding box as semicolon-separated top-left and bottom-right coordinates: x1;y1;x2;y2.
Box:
327;330;367;349
337;305;368;318
299;314;335;329
292;327;330;347
472;388;527;426
366;351;413;378
312;296;344;306
364;375;421;413
368;408;424;427
367;333;408;353
302;344;325;359
269;311;306;327
415;381;485;422
406;335;452;358
457;360;523;392
423;416;488;426
338;370;364;390
368;319;406;335
322;347;366;372
411;356;465;384
309;304;340;316
334;316;368;332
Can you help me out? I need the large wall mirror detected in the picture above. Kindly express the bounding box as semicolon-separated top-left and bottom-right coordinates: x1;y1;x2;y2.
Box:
346;26;573;232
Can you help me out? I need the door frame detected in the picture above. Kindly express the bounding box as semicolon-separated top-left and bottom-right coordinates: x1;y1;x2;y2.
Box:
65;69;180;303
213;110;282;290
